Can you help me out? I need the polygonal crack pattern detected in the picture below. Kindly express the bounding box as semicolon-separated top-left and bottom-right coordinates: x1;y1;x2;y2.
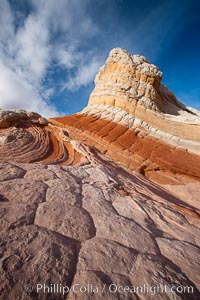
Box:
0;160;200;299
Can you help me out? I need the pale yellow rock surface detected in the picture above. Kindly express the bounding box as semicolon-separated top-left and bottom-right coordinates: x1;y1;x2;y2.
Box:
85;48;200;149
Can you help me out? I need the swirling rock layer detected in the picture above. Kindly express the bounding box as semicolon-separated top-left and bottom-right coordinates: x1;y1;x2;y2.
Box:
0;111;84;165
1;48;200;299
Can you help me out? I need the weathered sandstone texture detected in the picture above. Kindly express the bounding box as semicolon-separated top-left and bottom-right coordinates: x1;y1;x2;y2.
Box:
0;48;200;299
48;48;200;186
0;155;200;299
0;112;83;164
0;109;48;128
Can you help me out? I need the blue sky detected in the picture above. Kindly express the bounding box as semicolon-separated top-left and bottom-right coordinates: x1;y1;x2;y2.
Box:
0;0;199;117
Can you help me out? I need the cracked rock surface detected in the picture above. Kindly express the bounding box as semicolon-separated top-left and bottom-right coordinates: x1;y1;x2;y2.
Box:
0;154;200;299
0;48;200;299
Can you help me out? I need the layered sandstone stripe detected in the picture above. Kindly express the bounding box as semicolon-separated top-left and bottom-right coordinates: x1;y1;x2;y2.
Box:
88;48;200;145
0;110;83;165
50;114;200;185
49;48;200;184
1;48;200;185
1;48;200;299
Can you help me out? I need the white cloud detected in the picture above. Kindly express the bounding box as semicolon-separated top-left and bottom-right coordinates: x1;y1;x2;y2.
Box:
63;58;103;91
0;0;14;43
0;0;189;117
0;0;57;117
31;0;98;36
0;60;58;118
0;0;98;117
55;47;82;69
15;14;50;83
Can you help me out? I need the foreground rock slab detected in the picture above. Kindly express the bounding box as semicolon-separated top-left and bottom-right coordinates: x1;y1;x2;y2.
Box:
0;158;199;299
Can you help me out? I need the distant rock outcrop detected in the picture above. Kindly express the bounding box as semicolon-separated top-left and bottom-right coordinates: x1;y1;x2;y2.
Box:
0;48;200;299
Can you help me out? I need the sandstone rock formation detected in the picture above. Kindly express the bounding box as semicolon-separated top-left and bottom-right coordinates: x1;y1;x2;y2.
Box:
0;157;200;299
0;48;200;299
50;48;200;185
0;109;48;128
0;110;83;164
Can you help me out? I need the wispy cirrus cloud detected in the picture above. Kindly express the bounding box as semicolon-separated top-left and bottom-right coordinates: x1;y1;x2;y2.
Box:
0;0;193;117
62;58;103;91
0;0;100;117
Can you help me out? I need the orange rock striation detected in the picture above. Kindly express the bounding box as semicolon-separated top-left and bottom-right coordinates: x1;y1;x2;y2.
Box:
1;48;200;185
1;48;200;299
0;48;200;185
49;48;200;185
0;108;86;165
